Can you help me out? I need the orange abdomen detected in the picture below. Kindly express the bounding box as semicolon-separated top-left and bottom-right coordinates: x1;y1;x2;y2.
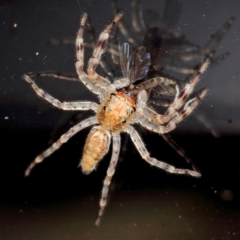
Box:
80;126;111;174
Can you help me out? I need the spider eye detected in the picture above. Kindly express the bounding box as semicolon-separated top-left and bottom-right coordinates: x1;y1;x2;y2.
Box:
119;117;126;123
103;106;111;113
126;109;132;115
109;97;116;104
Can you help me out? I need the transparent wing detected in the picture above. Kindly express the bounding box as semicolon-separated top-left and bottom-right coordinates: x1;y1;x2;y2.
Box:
119;43;132;79
128;45;151;83
119;43;151;83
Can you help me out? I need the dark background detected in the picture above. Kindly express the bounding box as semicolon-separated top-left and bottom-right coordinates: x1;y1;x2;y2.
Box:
1;0;240;239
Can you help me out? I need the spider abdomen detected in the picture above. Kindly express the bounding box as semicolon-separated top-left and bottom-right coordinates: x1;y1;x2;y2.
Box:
97;92;136;132
80;126;111;174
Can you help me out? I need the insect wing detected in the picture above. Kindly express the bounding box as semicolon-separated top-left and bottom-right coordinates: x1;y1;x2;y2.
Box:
119;42;132;79
119;43;151;83
129;46;151;83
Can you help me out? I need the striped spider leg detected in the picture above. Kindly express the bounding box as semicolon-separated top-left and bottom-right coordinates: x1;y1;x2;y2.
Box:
127;60;210;176
24;12;208;226
139;59;210;127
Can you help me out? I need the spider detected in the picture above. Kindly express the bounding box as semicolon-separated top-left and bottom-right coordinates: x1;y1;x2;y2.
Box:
24;12;209;226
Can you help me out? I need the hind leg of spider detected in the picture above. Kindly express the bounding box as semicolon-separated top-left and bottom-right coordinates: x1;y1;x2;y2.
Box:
125;126;201;177
95;133;121;226
25;116;97;177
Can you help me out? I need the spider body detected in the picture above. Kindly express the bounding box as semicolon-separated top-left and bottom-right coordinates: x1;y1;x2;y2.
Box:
97;92;136;132
24;12;209;226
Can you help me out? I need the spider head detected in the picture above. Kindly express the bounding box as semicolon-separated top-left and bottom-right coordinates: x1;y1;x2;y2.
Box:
97;92;136;132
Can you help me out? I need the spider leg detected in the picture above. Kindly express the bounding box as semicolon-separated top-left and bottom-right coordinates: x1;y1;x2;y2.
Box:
46;16;115;78
131;0;145;35
27;70;101;98
172;87;209;123
75;13;111;93
86;16;115;78
145;100;208;168
75;13;88;73
211;52;230;66
110;0;138;46
142;59;210;125
162;134;200;172
125;126;200;177
25;116;97;176
46;37;75;45
136;91;200;169
95;133;121;226
172;17;235;63
193;110;220;138
109;26;120;68
85;16;96;48
27;72;80;81
148;97;172;107
87;12;123;88
23;75;99;112
149;79;219;138
132;76;179;95
203;17;235;58
138;87;209;134
164;64;196;75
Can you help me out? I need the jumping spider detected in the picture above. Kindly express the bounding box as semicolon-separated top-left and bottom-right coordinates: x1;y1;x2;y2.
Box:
24;12;209;225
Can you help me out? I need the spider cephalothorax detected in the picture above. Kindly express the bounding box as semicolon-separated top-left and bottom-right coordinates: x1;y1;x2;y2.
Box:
24;12;209;226
97;92;136;132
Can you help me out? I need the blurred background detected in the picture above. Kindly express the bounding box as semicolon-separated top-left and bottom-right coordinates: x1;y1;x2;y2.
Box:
0;0;240;239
